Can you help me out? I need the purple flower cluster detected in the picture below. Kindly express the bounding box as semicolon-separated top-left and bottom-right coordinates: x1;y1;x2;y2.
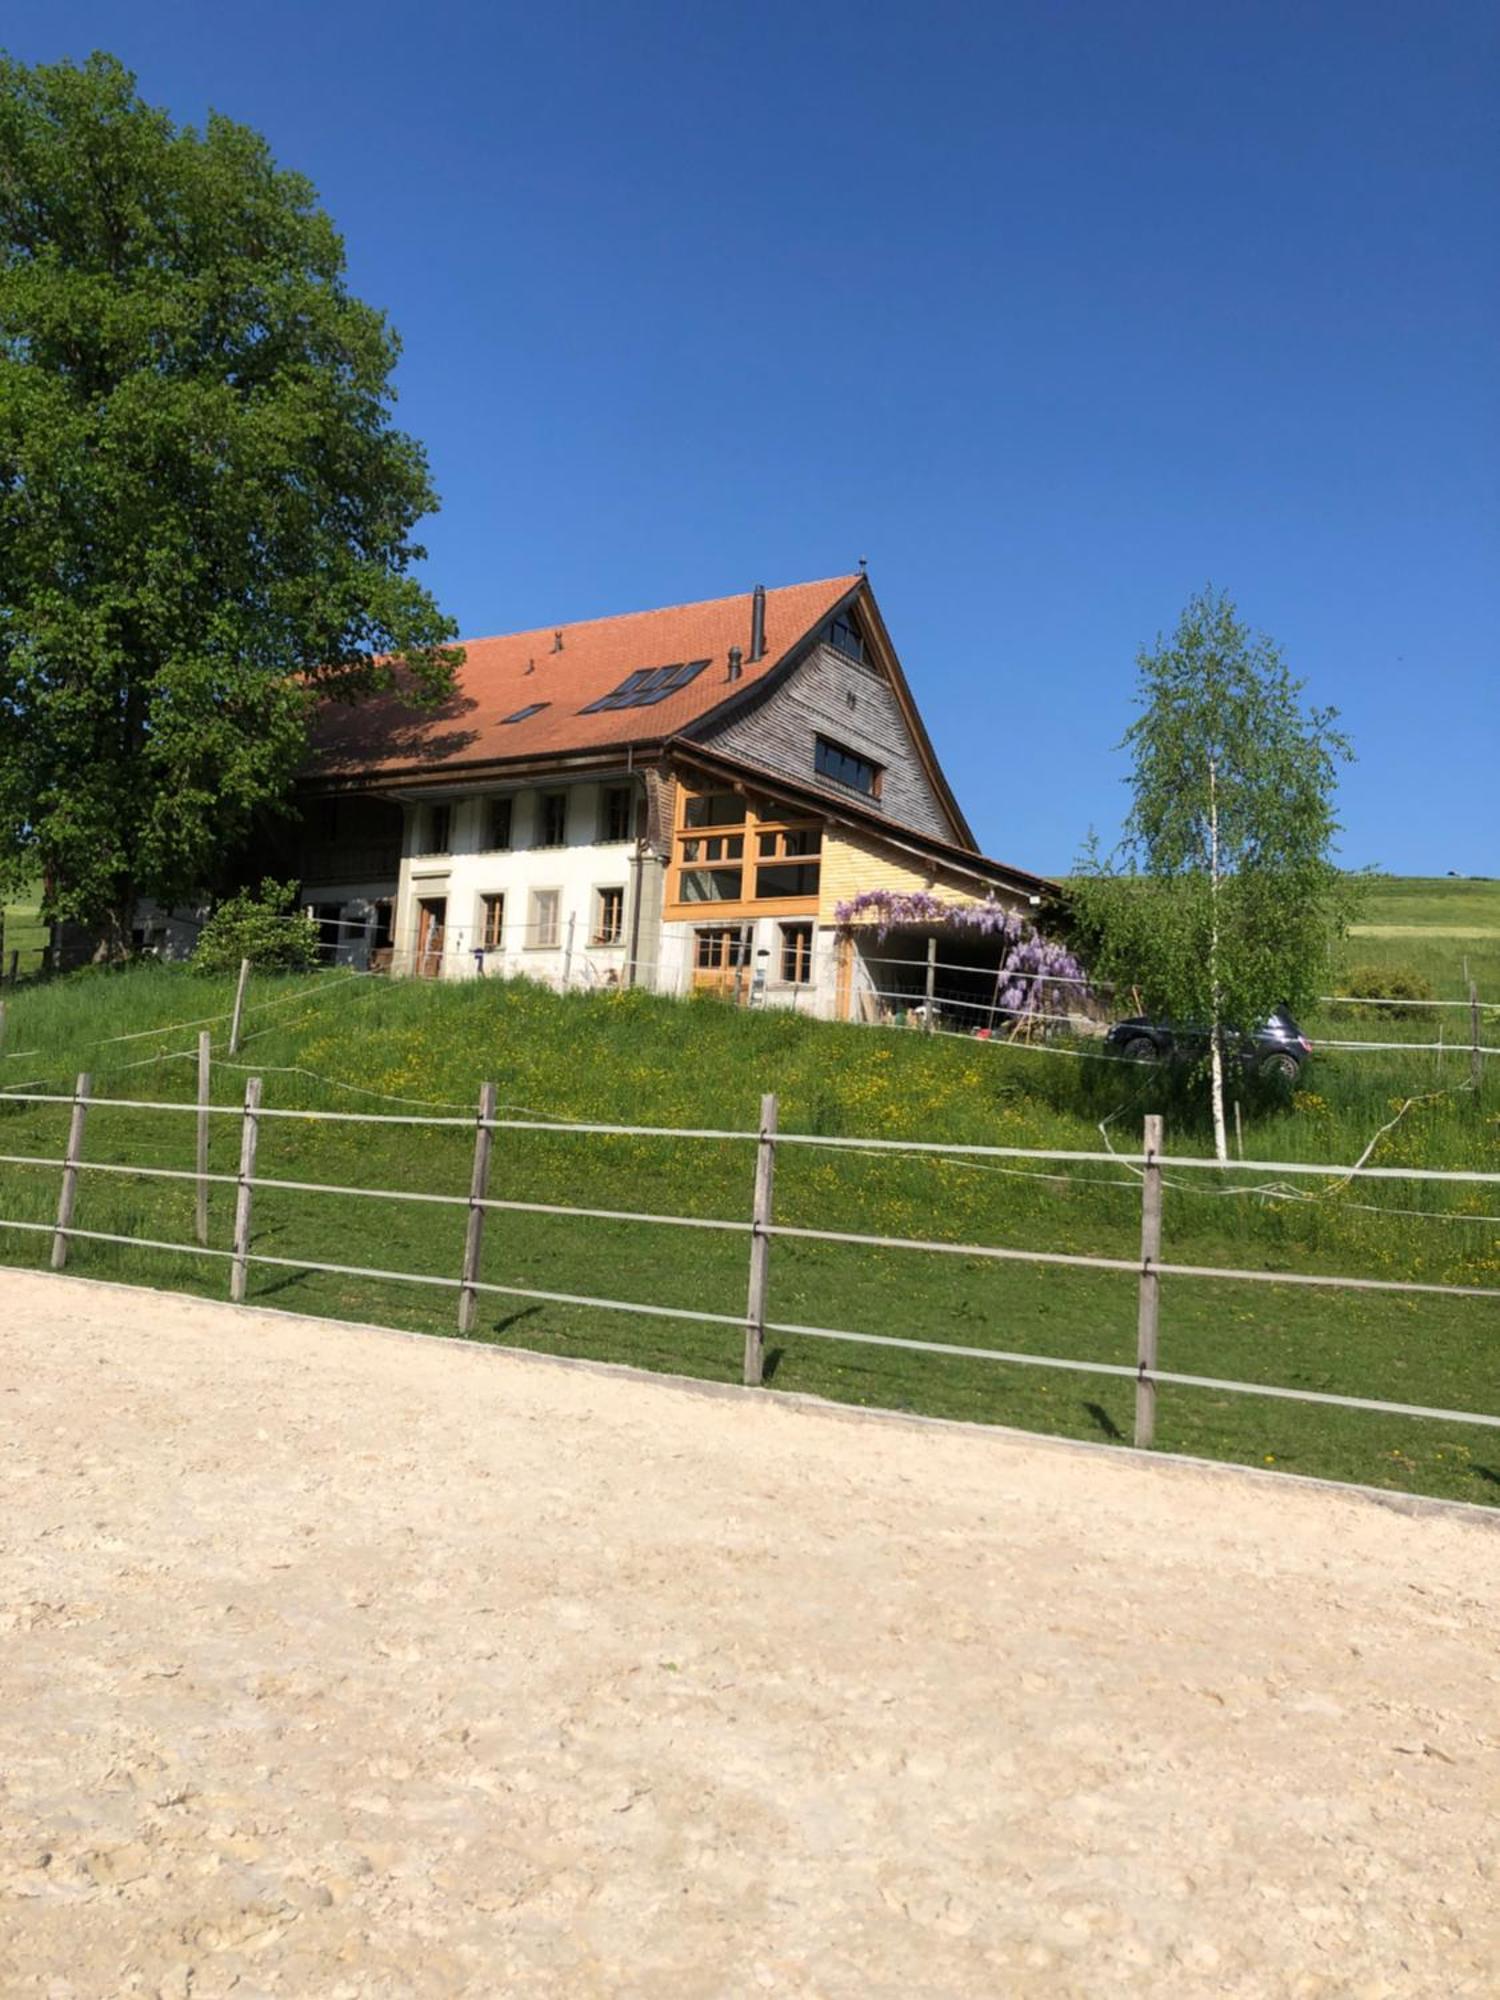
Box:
833;889;1092;1024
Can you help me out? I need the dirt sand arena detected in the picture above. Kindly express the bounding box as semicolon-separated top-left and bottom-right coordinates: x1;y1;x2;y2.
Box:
1;1270;1496;1997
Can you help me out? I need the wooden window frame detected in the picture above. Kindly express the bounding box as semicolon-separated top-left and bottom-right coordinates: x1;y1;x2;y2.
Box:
591;885;625;947
665;785;822;922
480;893;506;951
778;922;814;985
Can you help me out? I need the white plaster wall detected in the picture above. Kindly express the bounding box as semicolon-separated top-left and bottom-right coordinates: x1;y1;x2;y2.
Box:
657;914;840;1018
393;779;640;987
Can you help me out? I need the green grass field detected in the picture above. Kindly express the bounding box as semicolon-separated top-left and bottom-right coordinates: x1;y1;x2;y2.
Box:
1;880;48;981
1336;874;1500;1002
2;922;1495;1506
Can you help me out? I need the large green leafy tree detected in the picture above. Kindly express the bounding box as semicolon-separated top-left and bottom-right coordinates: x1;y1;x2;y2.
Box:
0;52;460;953
1071;588;1357;1160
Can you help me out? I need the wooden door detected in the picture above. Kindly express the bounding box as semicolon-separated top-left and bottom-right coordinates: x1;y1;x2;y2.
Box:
416;897;447;978
691;926;750;1000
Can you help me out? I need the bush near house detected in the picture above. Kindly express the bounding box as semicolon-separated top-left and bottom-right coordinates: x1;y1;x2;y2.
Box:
192;880;320;978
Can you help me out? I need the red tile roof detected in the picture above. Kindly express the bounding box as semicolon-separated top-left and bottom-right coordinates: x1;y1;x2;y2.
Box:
310;576;861;779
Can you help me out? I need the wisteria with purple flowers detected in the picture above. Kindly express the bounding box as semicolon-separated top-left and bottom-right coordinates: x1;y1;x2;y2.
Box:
833;890;1094;1026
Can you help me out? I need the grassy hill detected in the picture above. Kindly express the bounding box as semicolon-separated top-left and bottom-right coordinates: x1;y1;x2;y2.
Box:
1;953;1495;1506
1339;874;1500;999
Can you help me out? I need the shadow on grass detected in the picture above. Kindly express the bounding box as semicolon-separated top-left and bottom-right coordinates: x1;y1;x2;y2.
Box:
1083;1399;1125;1442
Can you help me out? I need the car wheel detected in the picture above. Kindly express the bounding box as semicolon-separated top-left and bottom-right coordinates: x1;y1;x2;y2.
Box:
1121;1035;1161;1063
1260;1051;1300;1083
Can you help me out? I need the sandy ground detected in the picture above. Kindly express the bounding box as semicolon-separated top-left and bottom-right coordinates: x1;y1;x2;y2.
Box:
1;1272;1496;1999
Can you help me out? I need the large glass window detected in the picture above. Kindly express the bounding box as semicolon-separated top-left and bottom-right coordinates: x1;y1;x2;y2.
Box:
678;867;744;903
814;737;880;797
755;862;820;899
683;791;745;829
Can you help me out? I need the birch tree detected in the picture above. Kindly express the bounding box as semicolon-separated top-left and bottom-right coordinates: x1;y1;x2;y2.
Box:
1071;589;1356;1160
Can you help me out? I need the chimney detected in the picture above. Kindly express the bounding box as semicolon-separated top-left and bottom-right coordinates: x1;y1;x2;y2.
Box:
726;645;743;683
551;629;564;653
748;584;766;663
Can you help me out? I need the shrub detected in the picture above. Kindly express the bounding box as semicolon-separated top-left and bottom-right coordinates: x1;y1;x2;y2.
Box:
194;879;319;977
1331;965;1435;1020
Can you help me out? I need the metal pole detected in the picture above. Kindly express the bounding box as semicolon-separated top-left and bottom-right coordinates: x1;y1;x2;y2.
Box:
1133;1112;1164;1448
194;1031;211;1246
230;1076;263;1303
51;1071;92;1271
458;1081;498;1334
925;936;937;1033
228;956;251;1055
1233;1099;1244;1161
743;1091;779;1386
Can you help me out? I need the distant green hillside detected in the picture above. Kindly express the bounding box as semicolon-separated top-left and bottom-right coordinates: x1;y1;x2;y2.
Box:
1340;875;1500;999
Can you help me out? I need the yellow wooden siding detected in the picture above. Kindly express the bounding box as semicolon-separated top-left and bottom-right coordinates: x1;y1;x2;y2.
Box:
818;829;1028;924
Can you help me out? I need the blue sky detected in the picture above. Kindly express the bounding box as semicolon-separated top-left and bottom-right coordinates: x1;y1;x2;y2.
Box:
7;0;1496;874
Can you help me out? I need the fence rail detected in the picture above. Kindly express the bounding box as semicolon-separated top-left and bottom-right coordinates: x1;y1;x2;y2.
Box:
1;1077;1497;1451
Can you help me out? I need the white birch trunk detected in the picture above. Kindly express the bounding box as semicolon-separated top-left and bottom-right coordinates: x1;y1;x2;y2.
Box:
1208;756;1229;1163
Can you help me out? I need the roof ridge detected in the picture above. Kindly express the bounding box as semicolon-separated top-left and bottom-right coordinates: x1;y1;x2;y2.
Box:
453;574;861;651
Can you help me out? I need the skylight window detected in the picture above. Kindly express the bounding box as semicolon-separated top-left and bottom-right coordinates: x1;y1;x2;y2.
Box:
579;660;710;714
501;702;549;724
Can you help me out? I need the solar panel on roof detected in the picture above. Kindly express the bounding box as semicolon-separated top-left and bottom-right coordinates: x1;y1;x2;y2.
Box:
501;702;549;724
578;659;710;714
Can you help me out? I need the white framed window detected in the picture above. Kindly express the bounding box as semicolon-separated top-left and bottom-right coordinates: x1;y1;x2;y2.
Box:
528;887;561;950
592;885;625;946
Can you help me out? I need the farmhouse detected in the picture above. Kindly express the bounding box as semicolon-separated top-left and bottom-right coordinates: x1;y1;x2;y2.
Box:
299;573;1053;1020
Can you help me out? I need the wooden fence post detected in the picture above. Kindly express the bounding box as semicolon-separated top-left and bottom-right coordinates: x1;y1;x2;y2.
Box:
925;937;937;1033
1471;982;1483;1097
194;1031;212;1246
743;1091;778;1386
229;1076;262;1303
1133;1112;1164;1449
50;1070;92;1271
458;1081;497;1334
228;956;251;1055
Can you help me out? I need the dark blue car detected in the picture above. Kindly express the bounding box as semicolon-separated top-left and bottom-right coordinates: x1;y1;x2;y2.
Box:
1105;1007;1312;1081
